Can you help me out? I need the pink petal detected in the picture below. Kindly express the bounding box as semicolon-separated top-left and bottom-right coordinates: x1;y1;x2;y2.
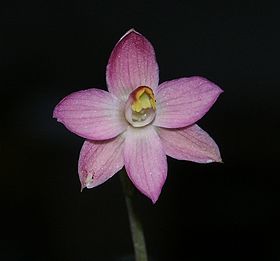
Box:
154;77;223;128
53;88;128;140
78;134;125;189
124;126;167;203
158;124;222;163
106;29;159;99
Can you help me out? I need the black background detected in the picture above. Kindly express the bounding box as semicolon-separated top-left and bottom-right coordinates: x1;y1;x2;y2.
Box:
1;1;279;260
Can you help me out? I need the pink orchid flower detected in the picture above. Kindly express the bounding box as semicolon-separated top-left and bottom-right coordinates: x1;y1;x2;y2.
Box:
53;29;223;203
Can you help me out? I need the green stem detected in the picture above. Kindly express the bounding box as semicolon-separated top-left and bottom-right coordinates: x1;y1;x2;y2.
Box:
120;171;148;261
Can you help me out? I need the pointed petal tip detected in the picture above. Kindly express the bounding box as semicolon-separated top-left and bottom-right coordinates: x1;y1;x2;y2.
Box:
52;107;62;122
193;76;224;96
212;151;223;163
129;175;162;204
136;186;161;204
138;184;162;204
119;28;142;41
206;157;223;164
149;186;164;204
206;153;223;164
52;105;58;119
144;188;161;204
80;180;87;192
151;196;159;204
217;155;223;163
53;104;65;122
127;28;138;34
53;96;67;119
217;87;224;96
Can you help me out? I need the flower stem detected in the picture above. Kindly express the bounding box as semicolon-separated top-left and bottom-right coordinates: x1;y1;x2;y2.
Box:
120;171;148;261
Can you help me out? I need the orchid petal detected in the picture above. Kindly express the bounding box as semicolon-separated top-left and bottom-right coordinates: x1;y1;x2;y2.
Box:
78;135;125;189
124;126;167;203
158;124;222;163
53;88;128;140
106;29;159;99
154;77;223;128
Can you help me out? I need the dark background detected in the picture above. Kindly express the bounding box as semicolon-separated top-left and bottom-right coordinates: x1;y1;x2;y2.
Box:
1;1;279;260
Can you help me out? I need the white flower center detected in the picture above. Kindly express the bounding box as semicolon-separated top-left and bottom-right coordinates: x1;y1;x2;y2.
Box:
125;86;156;128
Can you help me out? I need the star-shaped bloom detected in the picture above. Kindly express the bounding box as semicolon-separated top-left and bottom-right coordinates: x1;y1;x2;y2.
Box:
53;29;223;203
